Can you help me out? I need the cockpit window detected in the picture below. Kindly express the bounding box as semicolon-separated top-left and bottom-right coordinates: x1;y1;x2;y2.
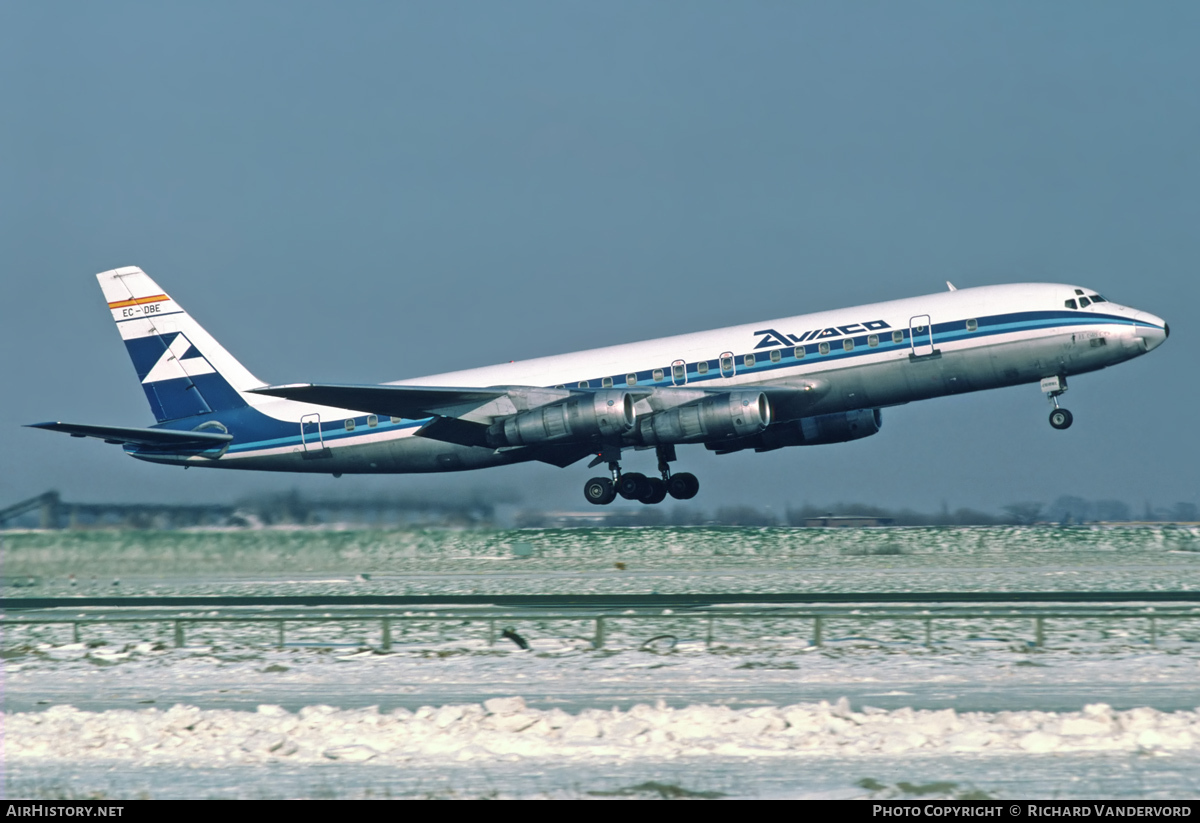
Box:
1090;294;1106;303
1079;297;1091;308
1064;299;1078;309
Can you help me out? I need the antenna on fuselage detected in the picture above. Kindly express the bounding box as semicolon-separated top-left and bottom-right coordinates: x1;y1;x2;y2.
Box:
946;281;957;291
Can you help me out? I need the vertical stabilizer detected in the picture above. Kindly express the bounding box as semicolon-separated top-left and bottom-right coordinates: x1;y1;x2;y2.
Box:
98;266;264;422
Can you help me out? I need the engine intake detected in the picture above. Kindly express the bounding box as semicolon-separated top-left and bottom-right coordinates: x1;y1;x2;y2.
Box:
637;391;771;445
486;391;636;447
707;408;882;453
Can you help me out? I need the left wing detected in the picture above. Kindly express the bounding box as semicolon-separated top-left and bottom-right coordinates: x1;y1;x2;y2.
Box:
26;422;234;449
249;383;517;420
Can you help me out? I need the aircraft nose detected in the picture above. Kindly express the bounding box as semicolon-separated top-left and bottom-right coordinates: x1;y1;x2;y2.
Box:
1135;312;1169;352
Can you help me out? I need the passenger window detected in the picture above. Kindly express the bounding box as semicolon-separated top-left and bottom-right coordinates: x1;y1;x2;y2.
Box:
744;354;755;368
819;342;830;355
672;364;685;381
1079;297;1091;308
653;369;664;382
626;374;638;386
892;330;904;344
843;339;854;351
720;355;734;373
794;346;806;359
602;377;613;388
1064;299;1077;309
966;319;978;332
344;419;355;431
367;415;378;428
578;380;590;388
390;416;402;424
770;349;781;363
697;361;709;375
868;334;879;347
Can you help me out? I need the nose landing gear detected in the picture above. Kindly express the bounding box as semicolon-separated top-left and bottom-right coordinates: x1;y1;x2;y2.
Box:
582;444;701;505
1041;375;1073;430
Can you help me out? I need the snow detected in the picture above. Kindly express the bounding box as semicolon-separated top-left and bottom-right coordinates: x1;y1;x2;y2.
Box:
10;700;1199;767
6;524;1200;797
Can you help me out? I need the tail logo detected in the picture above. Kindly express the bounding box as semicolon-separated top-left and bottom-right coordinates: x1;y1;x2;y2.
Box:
142;332;217;384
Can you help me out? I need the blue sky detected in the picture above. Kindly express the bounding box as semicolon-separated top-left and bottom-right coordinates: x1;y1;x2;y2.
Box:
2;2;1196;513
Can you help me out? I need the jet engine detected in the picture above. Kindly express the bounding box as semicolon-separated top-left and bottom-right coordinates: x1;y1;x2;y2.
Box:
707;408;881;454
637;391;772;445
486;391;636;447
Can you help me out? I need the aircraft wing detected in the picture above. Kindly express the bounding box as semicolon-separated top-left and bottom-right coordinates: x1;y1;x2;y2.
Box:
26;422;234;448
249;383;520;420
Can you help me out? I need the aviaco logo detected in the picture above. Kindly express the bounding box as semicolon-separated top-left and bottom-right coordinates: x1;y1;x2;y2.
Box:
142;332;216;384
753;320;891;349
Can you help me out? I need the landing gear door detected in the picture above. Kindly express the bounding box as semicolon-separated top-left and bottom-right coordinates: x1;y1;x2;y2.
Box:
909;315;935;357
300;413;324;452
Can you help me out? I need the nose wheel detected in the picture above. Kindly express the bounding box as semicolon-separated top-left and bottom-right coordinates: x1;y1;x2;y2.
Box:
1049;408;1073;430
582;444;701;505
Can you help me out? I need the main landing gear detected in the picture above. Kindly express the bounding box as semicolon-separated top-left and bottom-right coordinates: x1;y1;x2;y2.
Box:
1042;374;1073;430
583;444;700;506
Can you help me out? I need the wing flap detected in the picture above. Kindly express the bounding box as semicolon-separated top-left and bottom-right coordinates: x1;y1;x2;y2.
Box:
26;422;234;448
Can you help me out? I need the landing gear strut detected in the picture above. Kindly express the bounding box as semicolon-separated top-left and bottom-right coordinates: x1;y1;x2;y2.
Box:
582;444;700;505
1041;375;1073;430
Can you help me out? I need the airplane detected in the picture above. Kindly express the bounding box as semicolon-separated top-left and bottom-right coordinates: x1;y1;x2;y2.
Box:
29;267;1168;506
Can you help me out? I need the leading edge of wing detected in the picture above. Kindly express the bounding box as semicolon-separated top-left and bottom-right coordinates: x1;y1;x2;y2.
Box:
26;422;234;447
248;383;511;419
249;382;826;423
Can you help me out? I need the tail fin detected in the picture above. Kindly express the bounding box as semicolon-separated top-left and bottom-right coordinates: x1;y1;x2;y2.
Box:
98;266;265;423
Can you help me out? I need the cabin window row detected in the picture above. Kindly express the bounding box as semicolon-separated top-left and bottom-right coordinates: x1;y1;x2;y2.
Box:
555;319;987;390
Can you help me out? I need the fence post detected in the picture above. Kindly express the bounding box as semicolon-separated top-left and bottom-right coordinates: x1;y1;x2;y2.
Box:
173;620;184;648
706;616;714;649
488;620;495;647
1034;617;1045;648
1149;617;1157;647
924;618;932;647
381;618;391;651
277;620;285;647
813;616;823;647
594;617;605;649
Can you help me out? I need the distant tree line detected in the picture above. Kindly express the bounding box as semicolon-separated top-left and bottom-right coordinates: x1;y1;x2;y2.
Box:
515;496;1200;528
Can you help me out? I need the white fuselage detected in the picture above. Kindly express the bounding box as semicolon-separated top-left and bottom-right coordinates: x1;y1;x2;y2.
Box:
135;282;1169;473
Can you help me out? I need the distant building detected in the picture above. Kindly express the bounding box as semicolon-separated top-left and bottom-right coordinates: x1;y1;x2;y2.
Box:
802;515;895;528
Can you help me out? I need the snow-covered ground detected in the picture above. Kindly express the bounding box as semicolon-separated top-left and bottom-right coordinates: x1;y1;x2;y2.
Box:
6;525;1200;798
9;696;1200;799
6;634;1200;798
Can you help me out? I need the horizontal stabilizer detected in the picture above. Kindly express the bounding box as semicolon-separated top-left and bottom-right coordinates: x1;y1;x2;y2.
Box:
249;383;510;419
26;422;233;448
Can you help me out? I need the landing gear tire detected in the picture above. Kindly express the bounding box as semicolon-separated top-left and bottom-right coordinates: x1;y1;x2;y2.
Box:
667;472;700;500
640;477;668;505
1049;408;1074;430
617;472;650;500
584;477;617;505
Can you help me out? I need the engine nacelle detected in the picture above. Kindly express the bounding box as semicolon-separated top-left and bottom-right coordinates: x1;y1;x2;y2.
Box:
707;408;882;453
486;391;636;447
637;391;771;445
